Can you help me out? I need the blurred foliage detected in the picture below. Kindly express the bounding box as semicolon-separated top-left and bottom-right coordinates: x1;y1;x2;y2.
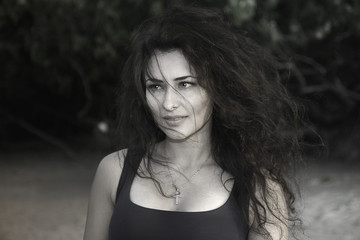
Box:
0;0;359;145
226;0;360;129
1;0;157;140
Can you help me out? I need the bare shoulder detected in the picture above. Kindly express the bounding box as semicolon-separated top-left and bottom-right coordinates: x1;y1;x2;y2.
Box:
253;170;286;198
95;149;128;204
84;149;128;240
98;149;127;173
249;173;288;240
250;173;287;218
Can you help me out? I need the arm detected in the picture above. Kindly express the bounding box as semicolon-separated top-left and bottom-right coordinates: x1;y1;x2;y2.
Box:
83;150;125;240
248;178;288;240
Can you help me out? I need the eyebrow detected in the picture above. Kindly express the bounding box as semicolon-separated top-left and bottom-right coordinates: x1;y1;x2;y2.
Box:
145;75;195;82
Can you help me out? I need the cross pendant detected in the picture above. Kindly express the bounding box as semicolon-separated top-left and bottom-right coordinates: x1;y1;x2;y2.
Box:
172;190;182;205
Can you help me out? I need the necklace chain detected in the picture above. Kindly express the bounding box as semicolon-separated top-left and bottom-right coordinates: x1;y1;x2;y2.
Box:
166;155;210;205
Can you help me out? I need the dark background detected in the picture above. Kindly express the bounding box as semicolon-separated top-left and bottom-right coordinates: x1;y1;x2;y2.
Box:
1;0;359;160
0;1;359;239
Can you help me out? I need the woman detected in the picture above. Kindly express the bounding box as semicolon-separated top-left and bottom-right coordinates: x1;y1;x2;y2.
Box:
84;6;301;240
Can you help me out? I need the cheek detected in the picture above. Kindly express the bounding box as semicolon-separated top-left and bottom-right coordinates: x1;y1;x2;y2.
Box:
198;92;212;115
146;93;160;117
201;102;213;119
192;96;212;122
201;100;213;123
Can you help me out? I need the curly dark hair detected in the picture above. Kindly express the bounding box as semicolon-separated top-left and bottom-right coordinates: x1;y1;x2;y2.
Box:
116;5;302;238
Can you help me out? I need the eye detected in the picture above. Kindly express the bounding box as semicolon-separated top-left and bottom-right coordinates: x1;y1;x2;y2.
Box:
146;84;163;91
179;82;194;88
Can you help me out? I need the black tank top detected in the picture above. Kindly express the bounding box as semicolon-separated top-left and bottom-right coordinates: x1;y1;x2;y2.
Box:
109;150;249;240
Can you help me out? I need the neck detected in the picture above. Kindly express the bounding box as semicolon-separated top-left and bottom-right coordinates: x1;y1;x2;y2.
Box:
159;123;212;170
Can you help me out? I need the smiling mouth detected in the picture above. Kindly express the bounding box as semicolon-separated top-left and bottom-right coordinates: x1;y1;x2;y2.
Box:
163;116;187;121
162;116;187;125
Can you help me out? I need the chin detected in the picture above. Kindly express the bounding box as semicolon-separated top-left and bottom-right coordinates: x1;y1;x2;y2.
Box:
164;132;189;141
160;128;191;141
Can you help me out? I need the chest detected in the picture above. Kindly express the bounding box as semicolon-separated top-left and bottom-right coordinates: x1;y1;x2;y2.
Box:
110;179;249;240
109;159;250;240
130;167;234;212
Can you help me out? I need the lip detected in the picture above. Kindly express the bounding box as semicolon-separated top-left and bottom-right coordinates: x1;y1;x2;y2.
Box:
162;115;187;126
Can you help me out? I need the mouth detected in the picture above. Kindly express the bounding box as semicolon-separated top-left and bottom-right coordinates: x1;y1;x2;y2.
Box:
162;116;187;126
163;116;187;121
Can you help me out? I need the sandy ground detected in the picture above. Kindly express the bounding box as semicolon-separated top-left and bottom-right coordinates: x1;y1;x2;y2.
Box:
0;141;359;240
298;161;360;240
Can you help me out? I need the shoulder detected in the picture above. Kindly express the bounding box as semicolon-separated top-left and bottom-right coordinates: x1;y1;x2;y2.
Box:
94;149;128;204
84;149;128;240
250;172;287;216
252;169;285;197
248;173;288;240
97;149;127;173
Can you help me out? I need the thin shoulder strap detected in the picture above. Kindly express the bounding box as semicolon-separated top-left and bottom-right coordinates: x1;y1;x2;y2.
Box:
114;148;143;203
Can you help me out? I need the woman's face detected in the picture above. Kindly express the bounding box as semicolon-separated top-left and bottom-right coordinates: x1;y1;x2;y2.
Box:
145;50;212;141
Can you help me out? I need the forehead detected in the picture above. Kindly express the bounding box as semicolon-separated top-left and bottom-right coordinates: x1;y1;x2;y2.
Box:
146;50;194;79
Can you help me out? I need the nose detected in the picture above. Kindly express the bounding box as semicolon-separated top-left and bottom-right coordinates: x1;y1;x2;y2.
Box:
162;87;179;111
